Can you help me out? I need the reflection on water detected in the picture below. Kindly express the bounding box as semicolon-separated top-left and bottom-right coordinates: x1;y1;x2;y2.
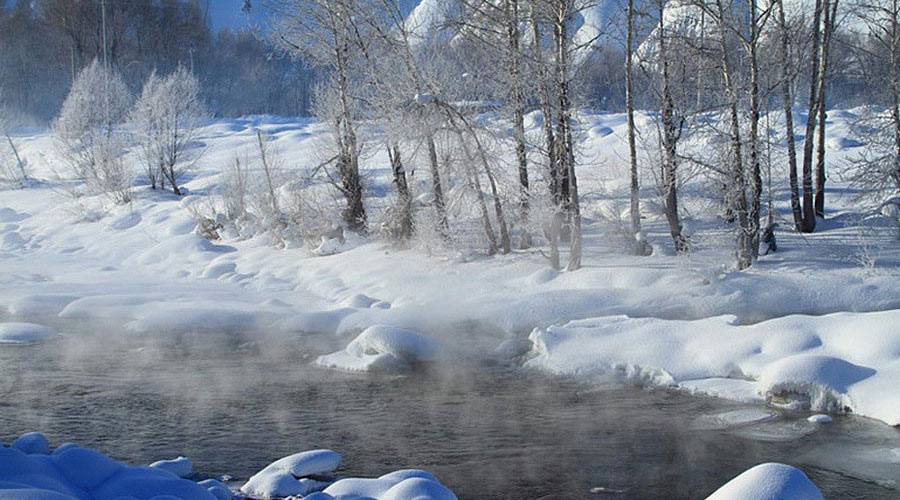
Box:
0;331;898;500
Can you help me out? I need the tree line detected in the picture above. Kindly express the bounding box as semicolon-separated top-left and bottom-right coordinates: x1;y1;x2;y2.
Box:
0;0;315;122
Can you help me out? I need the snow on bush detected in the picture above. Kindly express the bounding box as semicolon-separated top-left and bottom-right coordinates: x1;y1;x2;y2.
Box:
526;310;900;425
130;67;207;195
0;322;60;344
316;325;440;372
703;463;824;500
55;60;134;204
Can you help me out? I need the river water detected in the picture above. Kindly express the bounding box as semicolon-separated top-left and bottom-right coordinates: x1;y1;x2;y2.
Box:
0;328;898;500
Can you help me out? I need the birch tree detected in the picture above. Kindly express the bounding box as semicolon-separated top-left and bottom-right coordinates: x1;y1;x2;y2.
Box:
266;0;368;232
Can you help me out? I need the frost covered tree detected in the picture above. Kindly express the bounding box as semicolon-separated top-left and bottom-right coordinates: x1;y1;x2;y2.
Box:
130;66;207;195
843;0;900;212
265;0;368;232
56;59;133;203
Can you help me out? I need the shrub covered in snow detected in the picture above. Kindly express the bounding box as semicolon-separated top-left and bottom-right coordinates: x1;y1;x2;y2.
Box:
55;60;134;204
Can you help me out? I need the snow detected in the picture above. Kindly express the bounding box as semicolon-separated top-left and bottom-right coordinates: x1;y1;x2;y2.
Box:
0;433;216;500
0;323;60;345
11;432;50;455
240;449;341;498
703;463;824;500
322;470;456;500
149;457;193;479
526;310;900;425
316;325;440;372
807;414;833;423
239;452;458;500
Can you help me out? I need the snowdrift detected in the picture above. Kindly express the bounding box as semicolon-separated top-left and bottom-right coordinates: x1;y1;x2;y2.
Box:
526;310;900;425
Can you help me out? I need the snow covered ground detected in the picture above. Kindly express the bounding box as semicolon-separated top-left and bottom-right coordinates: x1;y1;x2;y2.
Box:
1;109;899;496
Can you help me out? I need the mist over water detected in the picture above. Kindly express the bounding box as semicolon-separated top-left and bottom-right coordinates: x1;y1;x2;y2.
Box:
0;322;898;500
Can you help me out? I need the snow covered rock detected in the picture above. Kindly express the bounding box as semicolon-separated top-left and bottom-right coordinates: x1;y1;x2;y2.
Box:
0;323;60;345
807;414;833;424
149;457;193;478
316;325;440;373
322;470;456;500
704;463;824;500
0;441;217;500
11;432;50;455
197;479;232;500
240;449;341;499
759;355;876;412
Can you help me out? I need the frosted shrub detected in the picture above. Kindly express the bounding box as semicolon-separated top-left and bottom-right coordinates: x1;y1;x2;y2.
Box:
0;105;28;186
130;66;206;195
56;60;133;203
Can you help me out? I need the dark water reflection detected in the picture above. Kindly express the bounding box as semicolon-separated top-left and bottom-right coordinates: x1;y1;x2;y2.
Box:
0;332;898;500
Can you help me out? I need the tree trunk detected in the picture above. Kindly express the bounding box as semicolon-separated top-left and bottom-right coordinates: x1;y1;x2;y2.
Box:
507;0;531;249
714;0;751;269
335;37;367;232
426;135;450;238
388;143;413;240
814;0;839;218
777;0;803;230
748;0;763;259
658;1;688;252
626;0;649;255
800;0;824;233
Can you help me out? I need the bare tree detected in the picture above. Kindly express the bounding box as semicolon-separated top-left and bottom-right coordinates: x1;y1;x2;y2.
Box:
266;0;368;232
813;0;840;218
625;0;652;256
653;0;689;253
776;0;804;230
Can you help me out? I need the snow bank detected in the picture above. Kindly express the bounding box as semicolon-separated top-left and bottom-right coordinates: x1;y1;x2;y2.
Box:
149;456;193;478
322;470;456;500
316;325;440;372
0;322;60;344
240;449;340;498
704;463;824;500
0;432;217;500
526;310;900;425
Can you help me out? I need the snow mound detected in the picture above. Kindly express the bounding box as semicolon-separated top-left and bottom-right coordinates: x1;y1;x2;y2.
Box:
526;311;900;425
149;457;193;478
240;449;341;499
322;470;456;500
7;295;79;316
759;355;876;412
0;323;61;344
316;325;440;373
11;432;50;455
0;435;217;500
0;207;28;222
704;463;824;500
